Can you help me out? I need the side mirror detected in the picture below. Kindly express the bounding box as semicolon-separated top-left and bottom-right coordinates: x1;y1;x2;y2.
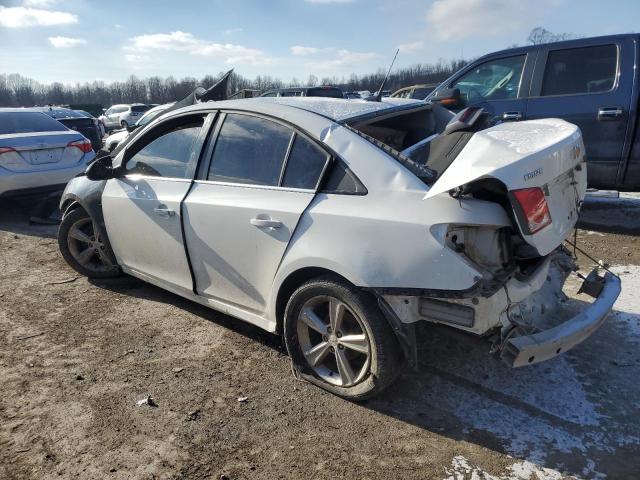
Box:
86;155;118;181
432;88;461;108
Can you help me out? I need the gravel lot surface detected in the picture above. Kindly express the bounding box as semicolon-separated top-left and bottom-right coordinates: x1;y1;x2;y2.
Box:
1;196;639;480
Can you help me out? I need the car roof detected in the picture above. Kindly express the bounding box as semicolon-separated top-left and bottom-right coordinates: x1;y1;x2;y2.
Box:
30;107;88;118
477;33;640;59
0;108;47;113
173;97;426;123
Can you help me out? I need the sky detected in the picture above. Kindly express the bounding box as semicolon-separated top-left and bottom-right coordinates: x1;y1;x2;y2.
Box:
0;0;638;85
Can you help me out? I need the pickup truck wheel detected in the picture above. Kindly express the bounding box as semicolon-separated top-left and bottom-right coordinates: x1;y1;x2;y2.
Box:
284;276;402;400
58;208;121;279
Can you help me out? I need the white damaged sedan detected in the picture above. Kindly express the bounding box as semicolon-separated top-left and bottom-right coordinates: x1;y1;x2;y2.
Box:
57;97;620;400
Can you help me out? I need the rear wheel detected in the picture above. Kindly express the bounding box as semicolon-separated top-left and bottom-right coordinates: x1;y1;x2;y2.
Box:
58;208;121;278
120;120;128;129
284;276;402;400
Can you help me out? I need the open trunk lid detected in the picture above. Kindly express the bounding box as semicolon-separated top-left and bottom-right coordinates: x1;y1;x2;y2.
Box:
424;119;586;256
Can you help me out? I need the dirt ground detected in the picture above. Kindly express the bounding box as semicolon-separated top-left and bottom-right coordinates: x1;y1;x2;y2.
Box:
1;194;640;480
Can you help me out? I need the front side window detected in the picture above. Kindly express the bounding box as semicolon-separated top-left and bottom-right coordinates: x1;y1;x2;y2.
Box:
541;45;617;96
282;134;329;189
125;118;203;179
208;114;293;186
451;55;525;106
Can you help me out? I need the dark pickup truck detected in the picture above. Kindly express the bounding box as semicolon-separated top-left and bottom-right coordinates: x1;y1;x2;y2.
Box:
427;34;640;190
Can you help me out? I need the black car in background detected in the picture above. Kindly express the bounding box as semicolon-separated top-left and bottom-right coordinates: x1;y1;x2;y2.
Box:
260;86;344;99
33;107;103;152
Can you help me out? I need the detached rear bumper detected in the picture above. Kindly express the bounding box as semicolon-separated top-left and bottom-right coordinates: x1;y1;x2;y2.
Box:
501;271;621;367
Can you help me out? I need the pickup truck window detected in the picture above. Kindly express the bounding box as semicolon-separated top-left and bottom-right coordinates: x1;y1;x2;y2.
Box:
541;44;617;96
451;55;525;107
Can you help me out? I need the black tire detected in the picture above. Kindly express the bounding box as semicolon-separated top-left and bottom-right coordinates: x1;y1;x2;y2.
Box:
58;208;121;279
120;120;128;129
284;275;402;401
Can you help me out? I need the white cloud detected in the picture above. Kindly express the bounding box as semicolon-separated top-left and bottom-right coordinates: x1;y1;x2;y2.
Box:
312;49;378;70
125;54;150;62
304;0;355;3
0;6;77;28
397;41;424;53
126;31;271;66
49;36;87;48
291;45;321;56
289;44;377;70
23;0;57;6
427;0;561;41
223;27;243;35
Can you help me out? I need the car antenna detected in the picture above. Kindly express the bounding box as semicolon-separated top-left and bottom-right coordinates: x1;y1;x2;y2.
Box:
372;48;399;102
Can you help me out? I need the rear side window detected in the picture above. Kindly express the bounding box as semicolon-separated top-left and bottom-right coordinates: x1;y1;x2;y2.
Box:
282;135;329;189
0;112;67;134
541;45;617;96
126;119;203;179
321;161;366;195
208;114;293;186
306;87;344;98
131;105;149;113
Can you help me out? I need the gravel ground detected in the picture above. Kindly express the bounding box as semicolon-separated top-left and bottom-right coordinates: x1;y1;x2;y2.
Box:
1;196;639;480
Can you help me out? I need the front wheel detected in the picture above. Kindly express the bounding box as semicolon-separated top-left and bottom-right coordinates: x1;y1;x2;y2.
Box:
284;276;402;400
58;208;121;278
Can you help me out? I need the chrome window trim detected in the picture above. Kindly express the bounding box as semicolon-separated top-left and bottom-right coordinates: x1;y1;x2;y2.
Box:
193;178;315;194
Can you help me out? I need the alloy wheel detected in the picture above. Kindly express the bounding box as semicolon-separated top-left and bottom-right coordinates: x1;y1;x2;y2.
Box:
296;295;371;387
67;217;114;273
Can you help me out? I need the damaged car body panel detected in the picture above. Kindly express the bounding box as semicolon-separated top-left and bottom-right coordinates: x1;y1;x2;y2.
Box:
58;95;620;399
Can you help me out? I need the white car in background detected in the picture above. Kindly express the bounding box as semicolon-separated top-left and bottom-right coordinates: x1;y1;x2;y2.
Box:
0;108;95;197
57;97;620;400
102;103;173;152
99;103;150;131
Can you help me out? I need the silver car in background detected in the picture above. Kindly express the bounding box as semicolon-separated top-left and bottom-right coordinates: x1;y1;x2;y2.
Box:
0;109;95;197
103;103;173;152
99;103;150;131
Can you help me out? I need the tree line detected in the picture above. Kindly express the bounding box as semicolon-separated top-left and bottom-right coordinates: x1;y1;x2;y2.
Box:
0;26;576;108
0;59;468;108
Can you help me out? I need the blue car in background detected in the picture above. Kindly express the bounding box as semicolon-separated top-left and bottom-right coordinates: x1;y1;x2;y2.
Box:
0;109;95;198
427;34;640;191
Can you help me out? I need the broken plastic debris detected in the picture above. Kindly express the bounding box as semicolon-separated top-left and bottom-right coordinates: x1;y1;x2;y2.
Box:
237;396;248;403
136;395;158;407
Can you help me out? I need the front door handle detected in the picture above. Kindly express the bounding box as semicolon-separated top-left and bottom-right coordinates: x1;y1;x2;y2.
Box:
502;111;523;121
154;206;175;217
598;106;623;121
250;217;282;229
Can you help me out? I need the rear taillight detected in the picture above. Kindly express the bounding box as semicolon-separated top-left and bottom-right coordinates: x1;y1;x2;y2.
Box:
512;187;552;234
67;138;93;154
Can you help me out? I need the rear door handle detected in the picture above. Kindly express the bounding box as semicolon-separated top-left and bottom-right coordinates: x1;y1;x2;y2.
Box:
502;111;523;121
250;217;282;229
598;106;623;121
154;206;175;217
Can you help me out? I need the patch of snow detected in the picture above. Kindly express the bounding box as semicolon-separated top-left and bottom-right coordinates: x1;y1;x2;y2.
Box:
610;266;640;340
444;455;571;480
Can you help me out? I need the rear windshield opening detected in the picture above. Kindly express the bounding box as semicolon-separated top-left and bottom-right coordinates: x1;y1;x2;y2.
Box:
306;87;344;99
0;112;68;135
347;105;459;183
352;108;437;152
